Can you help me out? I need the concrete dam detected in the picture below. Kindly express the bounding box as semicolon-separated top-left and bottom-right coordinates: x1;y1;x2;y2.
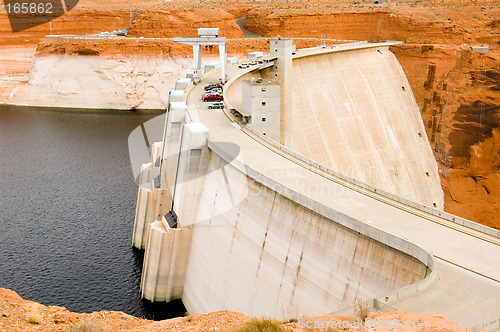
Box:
132;38;500;325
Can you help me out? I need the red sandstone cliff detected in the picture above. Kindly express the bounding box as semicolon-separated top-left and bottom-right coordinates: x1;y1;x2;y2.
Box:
0;0;498;228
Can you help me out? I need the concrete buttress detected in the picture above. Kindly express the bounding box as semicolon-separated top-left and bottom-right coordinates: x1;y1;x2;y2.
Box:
140;122;210;301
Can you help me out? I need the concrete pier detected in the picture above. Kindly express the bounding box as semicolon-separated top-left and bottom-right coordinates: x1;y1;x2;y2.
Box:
141;219;192;302
132;143;169;249
132;103;187;249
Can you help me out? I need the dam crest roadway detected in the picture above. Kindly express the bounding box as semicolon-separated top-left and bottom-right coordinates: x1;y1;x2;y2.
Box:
132;37;500;329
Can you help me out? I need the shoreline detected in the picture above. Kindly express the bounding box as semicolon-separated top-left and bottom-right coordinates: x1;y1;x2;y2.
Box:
0;103;166;113
0;287;476;332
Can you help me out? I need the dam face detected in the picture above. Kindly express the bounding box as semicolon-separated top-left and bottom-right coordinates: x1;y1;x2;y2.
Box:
135;129;431;319
132;40;443;320
289;47;444;209
180;153;429;319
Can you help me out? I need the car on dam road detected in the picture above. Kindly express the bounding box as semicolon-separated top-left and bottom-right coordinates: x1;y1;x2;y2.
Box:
202;93;223;102
205;87;222;95
208;102;224;109
204;84;222;91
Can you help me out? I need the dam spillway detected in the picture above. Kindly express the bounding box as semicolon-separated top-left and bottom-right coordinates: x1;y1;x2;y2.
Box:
132;39;500;324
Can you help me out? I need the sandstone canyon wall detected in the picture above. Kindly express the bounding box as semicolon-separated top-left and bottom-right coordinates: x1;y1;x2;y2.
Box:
8;55;193;109
0;1;498;228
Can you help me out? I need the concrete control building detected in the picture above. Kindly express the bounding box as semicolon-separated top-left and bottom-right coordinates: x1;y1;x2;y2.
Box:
242;79;280;141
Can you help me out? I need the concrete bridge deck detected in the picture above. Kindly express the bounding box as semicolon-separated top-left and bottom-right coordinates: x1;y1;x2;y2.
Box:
184;43;500;326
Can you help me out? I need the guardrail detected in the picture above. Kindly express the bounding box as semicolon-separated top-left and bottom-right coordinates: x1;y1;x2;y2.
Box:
245;125;500;240
46;35;365;43
291;41;404;60
222;41;499;240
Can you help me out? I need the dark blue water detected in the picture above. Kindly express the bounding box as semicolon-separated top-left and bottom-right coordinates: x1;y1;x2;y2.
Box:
0;105;184;320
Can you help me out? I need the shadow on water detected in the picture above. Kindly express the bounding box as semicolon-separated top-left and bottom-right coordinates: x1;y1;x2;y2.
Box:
140;298;187;321
132;247;187;321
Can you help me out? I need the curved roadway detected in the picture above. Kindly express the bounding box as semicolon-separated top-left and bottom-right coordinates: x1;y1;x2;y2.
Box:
183;46;500;326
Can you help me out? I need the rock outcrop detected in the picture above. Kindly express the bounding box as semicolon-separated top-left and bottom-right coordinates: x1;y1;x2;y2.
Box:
8;55;193;109
0;288;473;332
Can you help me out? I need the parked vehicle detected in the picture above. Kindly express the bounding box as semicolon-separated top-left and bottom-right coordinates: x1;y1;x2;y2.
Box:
208;102;224;109
206;87;222;95
204;84;222;91
202;93;223;102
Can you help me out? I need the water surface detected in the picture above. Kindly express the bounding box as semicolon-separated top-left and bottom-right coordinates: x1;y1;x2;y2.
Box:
0;105;184;319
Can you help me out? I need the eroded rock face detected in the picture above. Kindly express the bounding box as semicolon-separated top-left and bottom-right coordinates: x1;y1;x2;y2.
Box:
8;55;194;109
127;8;245;39
394;44;499;229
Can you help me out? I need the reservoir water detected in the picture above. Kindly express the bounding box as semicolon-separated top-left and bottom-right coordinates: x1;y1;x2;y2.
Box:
0;105;185;320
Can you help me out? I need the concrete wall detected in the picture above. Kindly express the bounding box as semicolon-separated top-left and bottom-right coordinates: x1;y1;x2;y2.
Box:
180;151;430;320
169;90;185;103
134;106;432;319
248;52;264;59
205;62;221;74
134;42;443;320
289;47;444;208
175;78;193;90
